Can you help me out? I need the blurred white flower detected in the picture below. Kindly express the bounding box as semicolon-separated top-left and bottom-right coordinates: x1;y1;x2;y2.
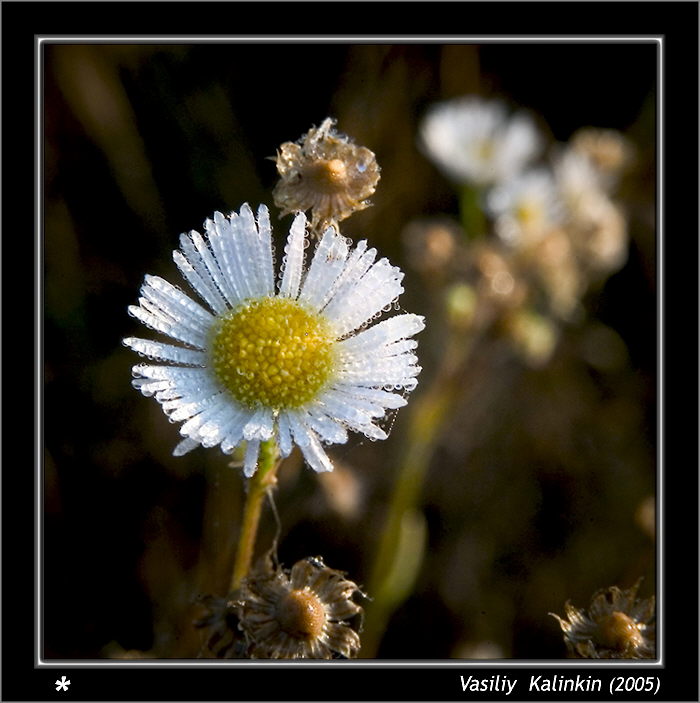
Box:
554;148;606;215
419;96;542;186
487;169;562;246
124;203;424;477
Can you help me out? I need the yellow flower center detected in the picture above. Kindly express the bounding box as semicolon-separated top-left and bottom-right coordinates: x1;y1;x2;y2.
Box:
276;588;327;640
303;158;348;194
209;297;336;411
476;138;495;162
515;199;543;228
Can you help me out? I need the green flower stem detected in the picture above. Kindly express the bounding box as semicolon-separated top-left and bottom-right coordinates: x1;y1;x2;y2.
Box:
459;184;488;240
229;438;281;592
361;333;473;658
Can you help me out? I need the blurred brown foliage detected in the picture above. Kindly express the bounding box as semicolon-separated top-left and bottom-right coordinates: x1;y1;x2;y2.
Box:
43;42;656;659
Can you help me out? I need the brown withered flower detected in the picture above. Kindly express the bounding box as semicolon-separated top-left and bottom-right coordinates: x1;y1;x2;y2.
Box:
194;593;247;659
570;127;632;182
550;579;656;659
236;556;364;659
273;118;380;233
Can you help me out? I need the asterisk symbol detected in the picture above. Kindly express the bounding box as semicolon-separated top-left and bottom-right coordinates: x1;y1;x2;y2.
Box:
55;675;71;692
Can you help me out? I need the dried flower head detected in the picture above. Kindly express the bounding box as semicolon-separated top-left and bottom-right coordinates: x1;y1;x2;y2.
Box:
236;556;364;659
401;217;463;276
570;127;632;183
567;190;628;274
194;594;246;659
550;580;656;659
522;226;583;320
273;118;381;233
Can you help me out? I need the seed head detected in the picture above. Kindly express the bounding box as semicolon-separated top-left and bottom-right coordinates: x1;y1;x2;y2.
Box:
236;556;365;659
550;579;655;659
273;118;381;234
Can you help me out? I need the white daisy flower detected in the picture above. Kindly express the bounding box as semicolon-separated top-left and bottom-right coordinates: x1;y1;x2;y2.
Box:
419;96;542;186
123;203;424;477
487;168;562;246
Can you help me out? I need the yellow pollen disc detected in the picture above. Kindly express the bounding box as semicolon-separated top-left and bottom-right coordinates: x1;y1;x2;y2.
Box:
210;297;336;410
597;611;643;651
516;200;543;228
276;588;327;640
476;138;495;162
304;158;348;193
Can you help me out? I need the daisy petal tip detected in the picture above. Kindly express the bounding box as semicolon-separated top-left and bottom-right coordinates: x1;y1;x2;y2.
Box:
292;210;309;229
173;437;199;457
243;440;261;478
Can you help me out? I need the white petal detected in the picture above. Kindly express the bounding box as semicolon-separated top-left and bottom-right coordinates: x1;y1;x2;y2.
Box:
238;203;275;298
254;204;276;296
173;248;228;315
177;395;228;433
357;422;388;441
278;212;307;298
380;339;420;356
286;412;334;473
205;211;246;305
243;408;275;441
332;384;408;410
302;408;349;444
286;411;313;447
315;391;376;431
298;226;349;311
173;437;200;456
128;303;207;349
213;208;256;303
220;408;251;454
298;433;334;473
243;440;261;477
322;388;386;418
132;363;211;385
276;412;294;457
199;403;249;448
324;258;405;337
336;354;422;389
122;338;206;366
321;240;375;311
190;228;233;306
141;275;214;335
337;314;425;355
154;387;183;401
176;231;229;314
131;378;171;398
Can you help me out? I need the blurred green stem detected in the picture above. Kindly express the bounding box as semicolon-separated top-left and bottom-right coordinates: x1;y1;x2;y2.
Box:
229;439;280;592
361;332;476;657
459;185;488;240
